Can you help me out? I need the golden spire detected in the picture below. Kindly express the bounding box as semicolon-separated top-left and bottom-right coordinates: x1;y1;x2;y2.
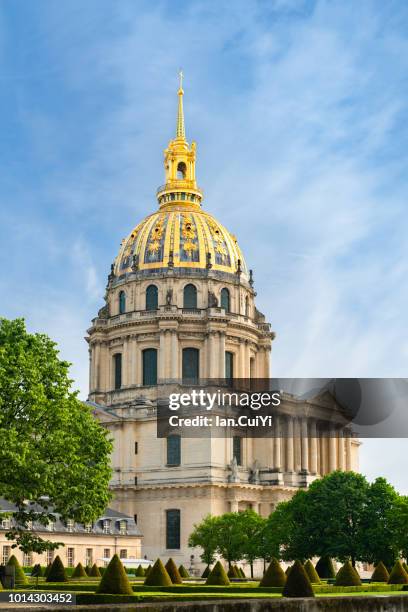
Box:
176;70;185;139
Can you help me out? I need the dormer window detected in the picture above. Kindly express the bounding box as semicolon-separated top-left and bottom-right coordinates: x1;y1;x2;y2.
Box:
1;518;10;530
67;519;74;533
119;520;127;535
84;523;92;533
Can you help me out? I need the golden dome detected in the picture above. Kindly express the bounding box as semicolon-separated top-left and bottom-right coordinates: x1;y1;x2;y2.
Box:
115;205;248;279
114;74;248;281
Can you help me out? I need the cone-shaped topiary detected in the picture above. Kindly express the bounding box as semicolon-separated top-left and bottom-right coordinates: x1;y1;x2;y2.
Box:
134;564;145;577
31;564;43;577
96;554;133;594
88;563;101;578
388;560;408;584
71;562;87;579
239;567;246;578
202;565;211;578
7;555;28;585
178;564;190;578
44;563;52;578
371;561;389;582
259;558;286;587
227;565;239;578
335;560;361;586
165;558;182;584
285;565;292;576
46;556;68;583
205;561;230;586
282;560;314;598
404;562;408;574
144;559;172;587
234;565;242;578
315;555;336;579
304;560;321;584
145;564;152;577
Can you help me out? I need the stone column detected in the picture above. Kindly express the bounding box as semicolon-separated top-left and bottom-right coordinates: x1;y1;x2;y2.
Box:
230;500;239;512
301;418;309;472
207;332;216;379
135;338;141;386
273;416;282;471
122;338;128;386
159;331;166;381
171;331;178;380
219;332;225;379
338;429;345;470
345;432;352;471
89;345;95;391
310;420;318;474
328;427;337;472
286;416;294;472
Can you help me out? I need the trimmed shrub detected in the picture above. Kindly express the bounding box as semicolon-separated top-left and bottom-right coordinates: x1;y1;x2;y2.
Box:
371;561;389;582
201;565;211;579
205;561;230;586
134;565;145;577
285;565;292;576
165;558;182;584
259;558;286;587
46;556;68;583
145;565;152;577
44;563;52;578
144;559;172;587
88;563;101;578
178;564;190;578
388;560;408;584
227;565;239;579
96;554;133;595
304;560;321;584
283;560;314;598
404;562;408;574
71;562;87;579
335;560;361;586
239;567;246;579
315;555;336;579
7;555;28;585
31;564;43;577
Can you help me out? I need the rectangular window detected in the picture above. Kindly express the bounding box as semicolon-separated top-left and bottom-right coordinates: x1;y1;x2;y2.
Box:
166;509;180;550
1;518;10;529
46;520;54;532
114;353;122;389
134;514;138;524
225;351;234;382
84;522;92;533
46;549;54;565
103;548;110;567
23;552;33;566
142;348;157;386
103;520;111;534
2;546;10;565
182;348;199;383
233;436;242;466
85;549;93;567
167;435;181;466
134;441;138;454
119;549;127;559
134;476;138;486
67;548;74;568
67;519;74;532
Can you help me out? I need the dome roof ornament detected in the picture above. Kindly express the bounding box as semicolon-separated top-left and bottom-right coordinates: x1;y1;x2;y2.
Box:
176;70;185;140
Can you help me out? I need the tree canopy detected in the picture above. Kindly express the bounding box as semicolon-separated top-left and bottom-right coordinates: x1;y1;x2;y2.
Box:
0;318;113;553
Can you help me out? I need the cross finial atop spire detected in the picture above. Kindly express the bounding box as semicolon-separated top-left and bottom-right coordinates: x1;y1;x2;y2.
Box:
176;69;185;139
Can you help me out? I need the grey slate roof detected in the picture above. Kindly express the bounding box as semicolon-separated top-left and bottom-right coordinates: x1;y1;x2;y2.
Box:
0;499;142;537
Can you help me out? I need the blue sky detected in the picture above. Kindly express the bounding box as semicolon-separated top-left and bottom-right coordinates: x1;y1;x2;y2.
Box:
1;1;407;489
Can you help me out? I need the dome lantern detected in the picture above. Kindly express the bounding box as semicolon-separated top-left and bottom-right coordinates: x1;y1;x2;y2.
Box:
157;72;203;209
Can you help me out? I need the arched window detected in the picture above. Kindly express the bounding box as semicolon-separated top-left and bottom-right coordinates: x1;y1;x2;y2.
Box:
142;348;157;386
113;354;122;389
225;351;234;383
182;348;199;383
119;291;126;314
245;296;250;317
177;162;186;179
183;284;197;309
146;285;158;311
220;288;230;312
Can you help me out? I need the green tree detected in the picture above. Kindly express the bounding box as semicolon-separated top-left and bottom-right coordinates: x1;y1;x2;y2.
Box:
390;496;408;561
239;509;266;578
214;512;245;569
358;477;400;567
0;318;113;554
303;471;369;565
188;514;219;566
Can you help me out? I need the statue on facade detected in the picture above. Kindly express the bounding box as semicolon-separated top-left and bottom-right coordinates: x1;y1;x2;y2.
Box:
208;290;218;308
228;456;239;483
131;254;139;272
249;460;260;484
166;288;173;305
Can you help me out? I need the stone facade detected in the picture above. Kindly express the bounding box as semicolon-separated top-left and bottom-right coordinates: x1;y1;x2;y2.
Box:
88;79;359;569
